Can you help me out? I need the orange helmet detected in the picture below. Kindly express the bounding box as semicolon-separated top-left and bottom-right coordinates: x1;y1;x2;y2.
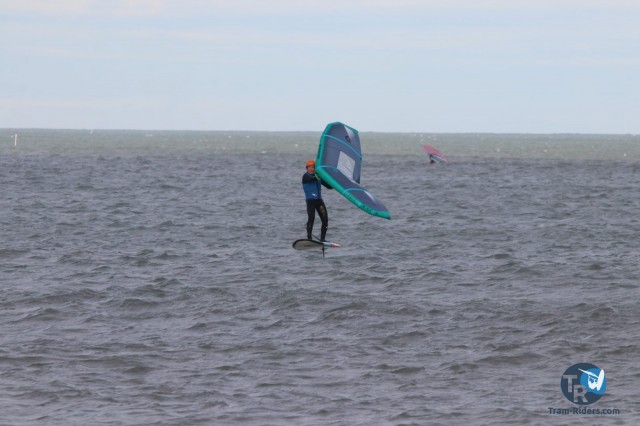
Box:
306;160;316;167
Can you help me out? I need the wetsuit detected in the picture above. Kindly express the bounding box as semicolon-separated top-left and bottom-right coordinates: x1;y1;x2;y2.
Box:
302;172;332;241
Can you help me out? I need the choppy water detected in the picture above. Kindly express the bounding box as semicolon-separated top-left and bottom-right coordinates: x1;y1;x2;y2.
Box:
1;130;639;425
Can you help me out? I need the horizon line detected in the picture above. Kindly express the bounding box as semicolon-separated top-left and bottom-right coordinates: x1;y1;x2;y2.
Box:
2;127;639;137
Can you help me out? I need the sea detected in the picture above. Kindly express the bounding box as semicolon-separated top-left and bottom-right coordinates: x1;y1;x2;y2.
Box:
1;129;639;425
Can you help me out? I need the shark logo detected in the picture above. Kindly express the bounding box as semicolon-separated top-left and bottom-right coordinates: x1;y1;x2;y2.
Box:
561;363;607;405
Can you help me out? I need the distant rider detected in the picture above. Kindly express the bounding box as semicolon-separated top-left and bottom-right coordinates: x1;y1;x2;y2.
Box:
302;160;332;241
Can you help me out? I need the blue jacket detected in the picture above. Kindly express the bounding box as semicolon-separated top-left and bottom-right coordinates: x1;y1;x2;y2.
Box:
302;172;332;200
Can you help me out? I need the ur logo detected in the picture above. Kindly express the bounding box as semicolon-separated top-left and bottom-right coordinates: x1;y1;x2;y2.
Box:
561;363;607;405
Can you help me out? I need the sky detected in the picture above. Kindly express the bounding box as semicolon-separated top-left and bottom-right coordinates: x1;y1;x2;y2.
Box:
1;0;639;133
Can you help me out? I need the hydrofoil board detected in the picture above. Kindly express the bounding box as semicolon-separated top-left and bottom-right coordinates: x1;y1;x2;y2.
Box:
292;239;341;250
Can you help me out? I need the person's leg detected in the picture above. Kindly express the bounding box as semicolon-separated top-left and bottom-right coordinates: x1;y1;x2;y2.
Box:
317;201;328;241
306;201;315;239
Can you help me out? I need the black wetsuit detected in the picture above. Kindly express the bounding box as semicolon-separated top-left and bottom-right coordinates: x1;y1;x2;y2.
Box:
302;172;332;241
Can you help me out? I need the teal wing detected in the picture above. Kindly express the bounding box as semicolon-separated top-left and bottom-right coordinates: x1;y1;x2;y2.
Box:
315;122;390;220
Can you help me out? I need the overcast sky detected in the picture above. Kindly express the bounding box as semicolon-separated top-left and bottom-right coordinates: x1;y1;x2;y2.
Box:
1;0;639;133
